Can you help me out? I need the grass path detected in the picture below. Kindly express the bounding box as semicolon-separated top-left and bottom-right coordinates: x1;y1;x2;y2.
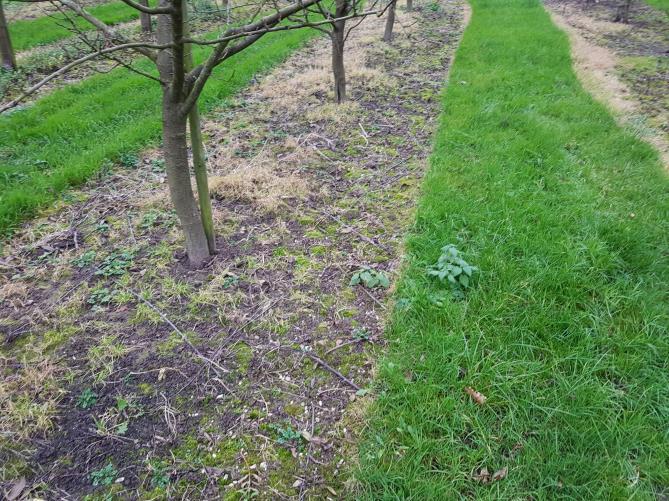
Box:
645;0;669;15
356;0;669;498
9;1;149;52
0;28;316;237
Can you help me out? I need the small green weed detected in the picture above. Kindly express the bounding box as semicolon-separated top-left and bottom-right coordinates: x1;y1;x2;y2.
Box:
350;267;390;289
270;423;303;445
90;463;117;486
149;460;170;488
95;251;134;277
77;388;98;409
73;250;96;268
94;220;111;235
119;152;139;169
88;287;116;307
428;244;477;297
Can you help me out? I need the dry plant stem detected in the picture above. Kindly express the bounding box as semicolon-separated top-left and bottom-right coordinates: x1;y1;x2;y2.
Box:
295;349;362;391
128;289;229;375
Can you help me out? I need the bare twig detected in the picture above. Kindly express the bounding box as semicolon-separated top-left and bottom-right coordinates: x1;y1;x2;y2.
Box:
128;289;230;376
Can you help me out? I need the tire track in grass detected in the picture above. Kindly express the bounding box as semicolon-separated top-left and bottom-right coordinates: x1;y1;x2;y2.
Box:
0;27;318;237
356;0;669;498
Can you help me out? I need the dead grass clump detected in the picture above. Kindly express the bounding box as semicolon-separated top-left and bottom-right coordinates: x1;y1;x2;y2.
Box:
0;352;63;445
210;153;309;212
304;101;361;129
0;282;28;303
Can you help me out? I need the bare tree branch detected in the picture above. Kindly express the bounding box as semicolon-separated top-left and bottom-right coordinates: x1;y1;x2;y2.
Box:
57;0;159;60
184;8;380;46
117;0;175;14
0;42;169;113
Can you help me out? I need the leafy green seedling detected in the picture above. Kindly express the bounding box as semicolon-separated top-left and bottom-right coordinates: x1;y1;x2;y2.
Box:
73;250;96;268
150;158;165;173
119;152;139;168
350;267;390;289
428;245;478;296
95;220;111;235
77;388;98;409
90;463;117;486
149;460;170;488
353;328;371;341
88;287;115;306
95;251;134;277
271;424;303;445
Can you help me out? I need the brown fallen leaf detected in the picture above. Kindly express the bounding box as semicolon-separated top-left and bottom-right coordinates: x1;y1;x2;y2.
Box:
464;386;487;405
301;430;328;445
472;467;490;484
492;467;508;482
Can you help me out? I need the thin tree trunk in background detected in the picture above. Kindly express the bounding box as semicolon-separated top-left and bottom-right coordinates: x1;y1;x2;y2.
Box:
183;0;216;254
0;0;16;70
329;0;349;104
384;0;396;43
188;108;215;254
614;0;632;22
331;21;346;103
406;0;413;12
139;0;152;32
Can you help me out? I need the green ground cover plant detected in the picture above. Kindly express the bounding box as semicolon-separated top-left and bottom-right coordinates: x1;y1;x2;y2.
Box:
357;0;669;498
644;0;669;15
8;1;152;52
0;27;316;237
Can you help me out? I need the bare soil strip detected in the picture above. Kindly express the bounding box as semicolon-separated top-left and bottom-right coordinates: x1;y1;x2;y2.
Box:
546;0;669;169
0;2;467;498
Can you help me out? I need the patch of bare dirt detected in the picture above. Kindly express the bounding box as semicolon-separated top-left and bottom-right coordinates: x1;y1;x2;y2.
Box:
0;1;468;499
546;0;669;170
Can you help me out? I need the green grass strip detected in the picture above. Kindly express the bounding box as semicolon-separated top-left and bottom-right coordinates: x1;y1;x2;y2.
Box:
9;1;149;52
356;0;669;498
644;0;669;15
0;28;317;235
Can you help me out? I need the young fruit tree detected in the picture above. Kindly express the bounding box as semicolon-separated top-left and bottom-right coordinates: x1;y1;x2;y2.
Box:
2;0;385;267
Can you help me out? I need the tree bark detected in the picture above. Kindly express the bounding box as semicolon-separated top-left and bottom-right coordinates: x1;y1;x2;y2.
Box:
614;0;632;22
139;0;152;32
182;0;216;254
406;0;413;12
0;0;16;70
331;21;346;104
329;0;349;104
162;100;211;267
156;0;210;267
384;0;396;43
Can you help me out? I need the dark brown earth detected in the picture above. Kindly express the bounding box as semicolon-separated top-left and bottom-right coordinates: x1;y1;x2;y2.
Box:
0;1;467;499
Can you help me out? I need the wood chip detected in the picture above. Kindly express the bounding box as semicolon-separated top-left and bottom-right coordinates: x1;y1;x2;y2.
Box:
492;467;508;481
464;386;487;405
6;477;26;501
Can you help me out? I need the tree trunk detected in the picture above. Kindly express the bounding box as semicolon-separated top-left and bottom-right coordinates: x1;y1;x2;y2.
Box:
406;0;413;12
0;0;16;70
331;21;347;104
162;100;211;267
182;0;215;254
614;0;632;22
156;0;210;267
384;0;396;43
139;0;152;33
